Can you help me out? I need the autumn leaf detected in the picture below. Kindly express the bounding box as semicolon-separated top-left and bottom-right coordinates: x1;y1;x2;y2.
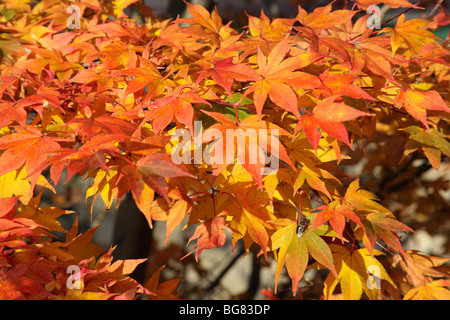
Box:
145;86;211;134
15;193;72;234
355;0;422;10
344;179;391;214
202;111;294;187
185;216;231;261
361;211;413;255
244;34;321;121
394;89;449;130
296;3;355;32
310;202;363;241
323;244;395;300
343;179;413;254
121;153;194;225
121;57;162;100
404;280;450;300
144;265;182;300
393;250;450;288
0;125;61;189
347;29;406;85
380;14;440;58
317;70;376;101
146;198;191;244
195;57;259;99
247;9;292;39
0;167;55;204
109;0;140;18
271;218;337;295
401;126;450;169
175;1;224;46
295;96;374;152
0;264;54;300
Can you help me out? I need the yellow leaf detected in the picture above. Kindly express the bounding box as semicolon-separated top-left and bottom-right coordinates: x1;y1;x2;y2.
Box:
404;280;450;300
323;245;394;300
380;14;440;58
0;168;55;204
86;168;119;211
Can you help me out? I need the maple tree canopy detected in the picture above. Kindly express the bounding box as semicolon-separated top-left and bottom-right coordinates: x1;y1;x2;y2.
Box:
0;0;449;300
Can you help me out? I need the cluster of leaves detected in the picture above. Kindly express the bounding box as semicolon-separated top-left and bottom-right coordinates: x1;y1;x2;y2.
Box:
0;0;449;299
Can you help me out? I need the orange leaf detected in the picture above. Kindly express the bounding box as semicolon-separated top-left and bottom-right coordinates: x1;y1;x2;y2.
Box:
195;57;259;98
245;34;321;121
295;96;373;152
0;125;61;188
394;89;449;129
185;216;231;261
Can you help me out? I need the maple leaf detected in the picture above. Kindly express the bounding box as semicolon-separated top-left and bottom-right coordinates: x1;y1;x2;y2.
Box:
86;167;119;212
121;57;162;100
15;193;72;234
271;218;338;295
202;111;295;188
401;126;450;169
380;14;440;58
146;198;191;244
244;34;321;121
343;179;413;255
404;280;450;300
67;112;136;140
362;211;413;256
323;244;395;300
185;216;231;261
108;0;140;18
0;100;27;127
343;29;406;85
344;179;391;214
310;202;363;241
393;250;450;288
223;186;278;258
144;265;182;300
413;42;450;67
394;89;449;130
195;57;259;99
30;133;128;184
354;0;422;10
98;40;138;70
296;3;355;32
317;70;376;101
95;21;137;39
0;264;54;300
145;86;211;134
121;153;194;225
175;1;224;47
0;125;61;189
0;167;55;204
295;96;374;152
293;162;341;199
247;9;293;39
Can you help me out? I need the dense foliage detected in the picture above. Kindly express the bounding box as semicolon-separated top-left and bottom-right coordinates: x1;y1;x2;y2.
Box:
0;0;449;299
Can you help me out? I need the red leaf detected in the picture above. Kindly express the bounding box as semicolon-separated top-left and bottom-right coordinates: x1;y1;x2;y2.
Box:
295;96;374;152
